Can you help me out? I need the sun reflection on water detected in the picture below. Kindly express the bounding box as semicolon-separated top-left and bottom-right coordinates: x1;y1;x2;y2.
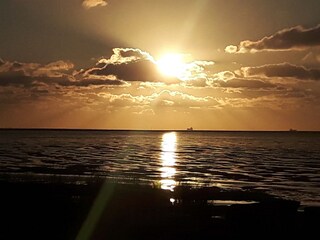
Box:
159;132;177;191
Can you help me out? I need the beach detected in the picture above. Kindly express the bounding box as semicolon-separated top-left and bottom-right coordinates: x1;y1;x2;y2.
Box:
1;177;319;239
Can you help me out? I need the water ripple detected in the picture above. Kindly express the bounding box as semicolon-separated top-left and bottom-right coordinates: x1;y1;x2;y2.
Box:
0;130;319;205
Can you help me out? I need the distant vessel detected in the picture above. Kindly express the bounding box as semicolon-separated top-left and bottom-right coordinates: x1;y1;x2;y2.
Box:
289;128;297;132
187;127;193;131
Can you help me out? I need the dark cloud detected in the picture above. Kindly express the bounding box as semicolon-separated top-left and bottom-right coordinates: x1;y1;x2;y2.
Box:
226;25;320;53
117;48;148;59
85;48;180;84
302;52;320;68
0;59;127;87
0;73;34;87
87;59;178;83
216;79;275;89
184;78;209;88
58;78;126;87
0;74;126;87
242;63;320;81
0;60;73;77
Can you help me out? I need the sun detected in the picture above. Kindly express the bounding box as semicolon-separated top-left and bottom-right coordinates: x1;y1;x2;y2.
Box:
156;53;189;79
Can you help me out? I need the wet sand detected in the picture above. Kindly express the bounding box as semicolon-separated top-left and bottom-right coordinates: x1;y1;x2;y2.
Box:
0;178;319;239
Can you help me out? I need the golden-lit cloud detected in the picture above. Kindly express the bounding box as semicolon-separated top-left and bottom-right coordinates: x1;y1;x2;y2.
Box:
225;45;238;54
82;0;108;9
154;90;215;107
213;71;236;81
225;24;320;53
97;48;154;65
97;90;216;108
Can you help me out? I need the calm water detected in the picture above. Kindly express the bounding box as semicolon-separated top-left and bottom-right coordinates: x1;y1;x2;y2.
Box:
0;130;320;206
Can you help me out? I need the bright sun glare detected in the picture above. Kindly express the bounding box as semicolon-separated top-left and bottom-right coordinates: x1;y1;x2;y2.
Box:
156;53;189;79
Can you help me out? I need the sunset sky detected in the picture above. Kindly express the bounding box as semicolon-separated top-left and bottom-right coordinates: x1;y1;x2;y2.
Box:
1;0;320;130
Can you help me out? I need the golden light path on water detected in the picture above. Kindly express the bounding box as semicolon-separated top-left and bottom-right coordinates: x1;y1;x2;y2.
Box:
77;132;179;239
159;132;177;191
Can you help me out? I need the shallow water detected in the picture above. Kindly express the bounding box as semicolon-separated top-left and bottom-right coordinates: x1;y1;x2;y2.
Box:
0;130;319;205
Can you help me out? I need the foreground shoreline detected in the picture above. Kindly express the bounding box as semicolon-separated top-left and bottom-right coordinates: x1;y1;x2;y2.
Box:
1;177;319;239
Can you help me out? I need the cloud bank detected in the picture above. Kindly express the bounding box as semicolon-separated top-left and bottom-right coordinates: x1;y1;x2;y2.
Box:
83;48;179;83
242;63;320;81
0;59;126;87
83;48;213;84
0;48;215;88
226;25;320;53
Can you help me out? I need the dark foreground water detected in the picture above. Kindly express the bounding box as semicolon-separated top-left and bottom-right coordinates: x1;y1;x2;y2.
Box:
0;129;319;206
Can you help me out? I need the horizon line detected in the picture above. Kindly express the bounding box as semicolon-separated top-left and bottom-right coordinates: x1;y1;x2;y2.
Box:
0;127;319;132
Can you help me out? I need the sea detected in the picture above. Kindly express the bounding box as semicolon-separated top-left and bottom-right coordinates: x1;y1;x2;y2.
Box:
0;129;319;206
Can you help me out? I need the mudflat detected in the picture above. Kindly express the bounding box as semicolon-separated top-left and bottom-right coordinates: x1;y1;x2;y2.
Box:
1;178;319;239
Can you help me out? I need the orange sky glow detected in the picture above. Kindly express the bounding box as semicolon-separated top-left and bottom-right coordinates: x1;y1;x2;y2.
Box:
0;0;320;130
